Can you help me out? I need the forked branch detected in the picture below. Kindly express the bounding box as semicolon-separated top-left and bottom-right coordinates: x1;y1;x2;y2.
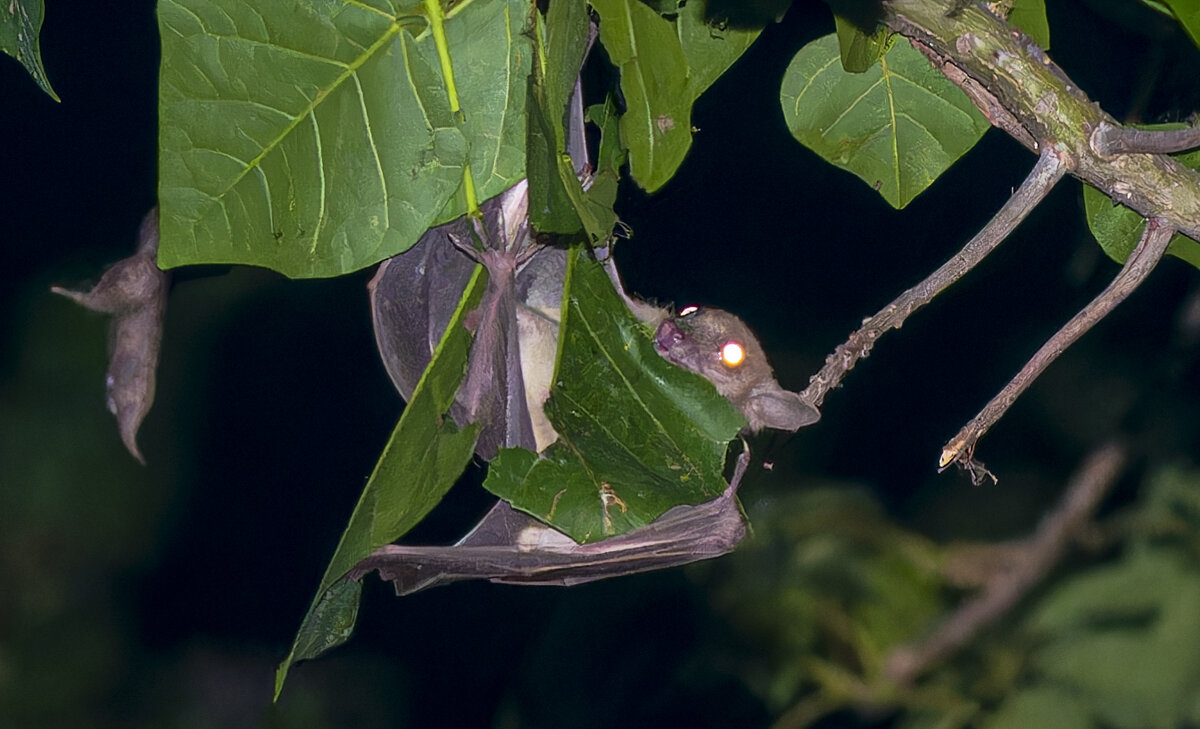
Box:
801;149;1067;407
1092;120;1200;156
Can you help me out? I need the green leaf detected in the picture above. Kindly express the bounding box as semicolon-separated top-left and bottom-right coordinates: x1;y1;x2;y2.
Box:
0;0;58;101
640;0;685;13
981;686;1091;729
1161;0;1200;50
833;14;893;73
588;96;627;177
1082;139;1200;271
157;0;530;278
484;246;746;543
273;576;361;699
780;34;990;209
1009;0;1051;50
526;0;599;236
1027;548;1200;729
590;0;690;192
675;2;762;105
275;263;485;697
590;0;763;192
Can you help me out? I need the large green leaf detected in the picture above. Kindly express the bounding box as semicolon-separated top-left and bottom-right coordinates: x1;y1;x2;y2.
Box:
274;263;485;697
158;0;529;278
590;0;762;192
1083;140;1200;270
0;0;58;100
484;246;746;543
780;33;990;209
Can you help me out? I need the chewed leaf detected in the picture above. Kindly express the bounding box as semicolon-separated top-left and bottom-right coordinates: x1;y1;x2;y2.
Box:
157;0;529;278
485;246;745;543
780;34;990;209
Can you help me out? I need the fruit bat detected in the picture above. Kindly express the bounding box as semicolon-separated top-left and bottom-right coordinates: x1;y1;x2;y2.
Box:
361;52;818;593
363;184;819;594
51;208;167;464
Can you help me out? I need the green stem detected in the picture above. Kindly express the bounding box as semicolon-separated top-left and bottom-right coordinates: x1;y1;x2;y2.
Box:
423;0;480;216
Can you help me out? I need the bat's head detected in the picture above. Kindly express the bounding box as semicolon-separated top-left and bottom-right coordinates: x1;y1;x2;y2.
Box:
654;306;820;433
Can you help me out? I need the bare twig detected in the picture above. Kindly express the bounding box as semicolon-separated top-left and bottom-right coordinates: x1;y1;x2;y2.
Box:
1092;120;1200;156
885;440;1129;685
941;218;1173;474
801;150;1067;407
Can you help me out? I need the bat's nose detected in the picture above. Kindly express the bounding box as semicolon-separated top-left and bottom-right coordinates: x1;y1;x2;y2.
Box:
653;319;685;354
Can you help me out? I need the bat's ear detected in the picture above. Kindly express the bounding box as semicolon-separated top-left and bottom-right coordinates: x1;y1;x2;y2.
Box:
744;387;820;432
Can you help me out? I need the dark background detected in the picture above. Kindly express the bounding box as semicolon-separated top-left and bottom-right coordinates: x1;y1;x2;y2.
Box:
2;1;1199;727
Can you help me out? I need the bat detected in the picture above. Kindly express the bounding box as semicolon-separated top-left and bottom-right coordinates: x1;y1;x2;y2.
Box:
351;450;751;592
654;305;820;433
51;208;167;464
364;195;819;594
361;39;819;593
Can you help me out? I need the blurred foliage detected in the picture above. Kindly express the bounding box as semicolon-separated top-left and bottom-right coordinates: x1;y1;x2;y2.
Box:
707;465;1200;728
0;291;164;728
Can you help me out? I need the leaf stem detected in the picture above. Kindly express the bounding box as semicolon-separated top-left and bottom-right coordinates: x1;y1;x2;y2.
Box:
424;0;480;216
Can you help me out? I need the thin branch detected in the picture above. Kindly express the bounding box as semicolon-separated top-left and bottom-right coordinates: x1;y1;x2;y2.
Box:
801;150;1067;407
941;219;1174;475
885;440;1129;686
1092;119;1200;156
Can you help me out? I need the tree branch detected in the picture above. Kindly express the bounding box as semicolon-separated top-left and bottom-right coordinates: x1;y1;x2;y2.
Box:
941;218;1173;476
884;0;1200;243
884;440;1129;685
802;149;1066;407
1092;120;1200;156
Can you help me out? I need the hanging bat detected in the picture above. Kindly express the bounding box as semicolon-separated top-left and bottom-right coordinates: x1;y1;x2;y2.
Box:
360;36;819;593
363;189;819;594
51;208;167;464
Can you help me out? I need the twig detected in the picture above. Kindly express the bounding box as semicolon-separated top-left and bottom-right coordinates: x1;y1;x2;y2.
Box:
801;149;1066;407
885;440;1129;685
940;218;1174;475
1092;120;1200;156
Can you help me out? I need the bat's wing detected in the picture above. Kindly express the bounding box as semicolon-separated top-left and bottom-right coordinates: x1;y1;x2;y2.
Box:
370;183;537;460
352;452;750;593
369;223;475;402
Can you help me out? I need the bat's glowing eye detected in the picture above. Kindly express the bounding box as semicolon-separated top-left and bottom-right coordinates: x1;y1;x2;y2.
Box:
678;305;700;317
721;341;745;367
